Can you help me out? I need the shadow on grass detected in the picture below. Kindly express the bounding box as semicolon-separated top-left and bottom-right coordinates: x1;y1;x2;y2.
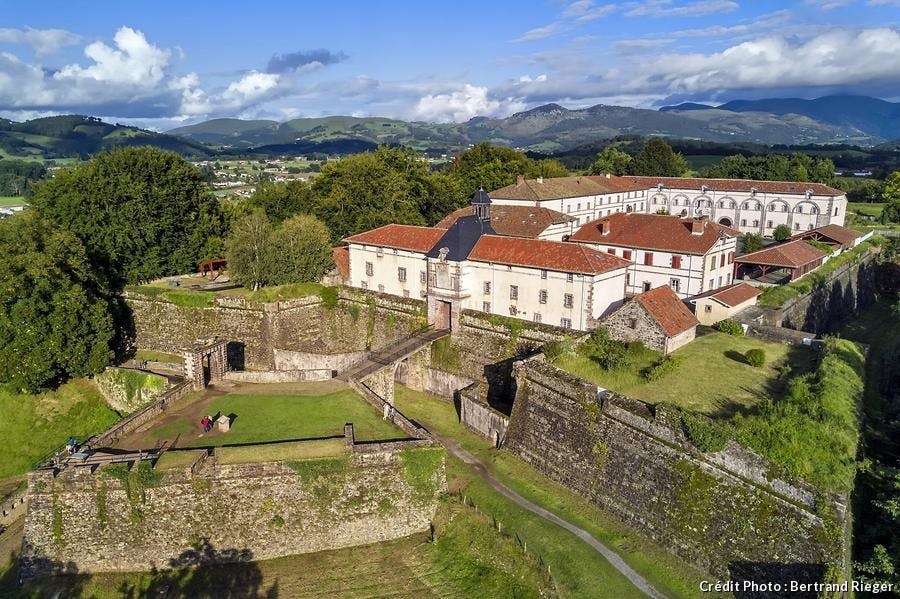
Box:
725;350;748;365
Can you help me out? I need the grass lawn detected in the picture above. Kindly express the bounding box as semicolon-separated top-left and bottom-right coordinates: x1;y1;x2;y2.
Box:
134;349;184;364
0;197;27;207
0;379;120;480
217;439;347;463
143;387;406;448
848;202;884;218
553;329;810;416
393;386;721;599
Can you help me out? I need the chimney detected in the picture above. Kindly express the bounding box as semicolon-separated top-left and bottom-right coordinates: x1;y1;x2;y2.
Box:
516;175;525;186
690;218;705;236
599;220;611;236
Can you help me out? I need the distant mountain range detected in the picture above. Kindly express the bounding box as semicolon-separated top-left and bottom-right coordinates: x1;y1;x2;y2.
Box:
1;95;898;163
169;95;900;152
0;115;213;160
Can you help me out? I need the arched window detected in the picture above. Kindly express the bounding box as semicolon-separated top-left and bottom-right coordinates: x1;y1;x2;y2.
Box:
810;206;818;214
742;202;749;210
795;206;803;213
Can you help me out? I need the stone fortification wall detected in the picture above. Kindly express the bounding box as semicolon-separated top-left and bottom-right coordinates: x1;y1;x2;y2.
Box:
127;289;426;371
503;357;846;585
20;444;446;579
93;367;168;413
459;383;509;446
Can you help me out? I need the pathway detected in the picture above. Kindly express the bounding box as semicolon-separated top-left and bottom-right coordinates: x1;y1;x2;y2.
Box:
338;328;449;382
430;430;668;599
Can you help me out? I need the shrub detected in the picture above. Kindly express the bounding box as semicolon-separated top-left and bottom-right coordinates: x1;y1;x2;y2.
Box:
681;412;731;453
715;319;744;336
741;233;764;253
773;224;792;241
543;337;574;360
643;355;682;381
745;348;766;367
578;329;629;370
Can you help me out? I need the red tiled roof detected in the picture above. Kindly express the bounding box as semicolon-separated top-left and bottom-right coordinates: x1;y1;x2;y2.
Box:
570;213;738;255
489;175;647;201
435;205;574;238
691;282;761;307
344;224;444;253
469;235;631;275
791;224;861;248
734;239;828;268
636;286;699;337
332;246;350;279
622;176;844;196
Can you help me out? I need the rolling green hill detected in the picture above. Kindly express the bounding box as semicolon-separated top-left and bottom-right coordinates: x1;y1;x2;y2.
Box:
0;115;214;160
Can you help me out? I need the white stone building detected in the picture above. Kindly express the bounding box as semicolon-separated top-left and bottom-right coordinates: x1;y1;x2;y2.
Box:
569;213;739;299
487;175;847;237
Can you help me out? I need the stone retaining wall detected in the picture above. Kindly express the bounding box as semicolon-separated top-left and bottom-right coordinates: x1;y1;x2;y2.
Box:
503;357;846;584
459;383;509;447
20;444;446;579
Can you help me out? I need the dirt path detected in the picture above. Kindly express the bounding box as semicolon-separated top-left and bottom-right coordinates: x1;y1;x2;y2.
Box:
430;431;668;599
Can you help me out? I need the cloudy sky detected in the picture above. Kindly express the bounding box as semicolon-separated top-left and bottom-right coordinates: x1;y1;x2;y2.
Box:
1;0;899;129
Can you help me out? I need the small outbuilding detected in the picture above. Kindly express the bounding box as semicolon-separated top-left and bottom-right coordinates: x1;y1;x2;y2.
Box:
689;283;762;326
790;224;862;252
603;285;699;354
733;239;828;284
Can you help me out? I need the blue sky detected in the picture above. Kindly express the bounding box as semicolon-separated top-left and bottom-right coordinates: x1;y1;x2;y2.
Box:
1;0;899;129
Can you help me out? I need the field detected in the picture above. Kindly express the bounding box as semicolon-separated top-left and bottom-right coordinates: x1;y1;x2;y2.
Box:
135;381;407;449
848;202;885;219
0;379;120;481
0;197;27;206
552;328;811;416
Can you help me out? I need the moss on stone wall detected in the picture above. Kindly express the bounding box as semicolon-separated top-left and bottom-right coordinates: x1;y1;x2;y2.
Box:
399;448;444;503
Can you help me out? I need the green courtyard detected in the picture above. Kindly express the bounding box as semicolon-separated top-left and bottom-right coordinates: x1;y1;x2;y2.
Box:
137;382;407;449
552;328;814;416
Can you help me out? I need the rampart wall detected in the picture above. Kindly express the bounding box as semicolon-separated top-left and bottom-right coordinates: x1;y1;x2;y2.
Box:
503;357;847;586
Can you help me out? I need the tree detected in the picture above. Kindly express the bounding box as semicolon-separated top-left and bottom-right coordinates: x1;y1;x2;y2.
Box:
449;143;531;198
311;147;429;240
0;213;116;392
226;211;274;290
628;139;688;177
741;233;764;253
269;214;333;285
526;159;570;179
773;224;792;241
31;147;225;285
247;180;316;224
589;147;632;176
882;171;900;224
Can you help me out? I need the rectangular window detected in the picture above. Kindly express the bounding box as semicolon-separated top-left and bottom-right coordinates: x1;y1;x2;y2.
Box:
539;290;548;304
709;255;716;270
378;284;384;293
607;248;616;256
376;247;384;257
508;305;518;316
643;281;651;293
671;255;681;269
704;305;712;313
623;249;632;260
483;301;491;313
561;318;572;329
628;317;637;329
361;281;367;289
718;276;723;287
540;269;547;279
708;278;714;289
483;281;491;295
741;219;747;226
450;276;459;290
566;273;574;283
644;252;654;266
398;267;406;282
728;251;734;264
510;285;518;300
720;254;726;268
365;262;373;276
564;293;574;308
420;271;426;284
670;278;680;292
533;313;542;323
767;220;773;228
403;289;410;298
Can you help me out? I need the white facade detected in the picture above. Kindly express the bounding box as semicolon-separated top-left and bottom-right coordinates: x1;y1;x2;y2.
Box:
576;234;737;299
490;189;649;233
347;244;429;299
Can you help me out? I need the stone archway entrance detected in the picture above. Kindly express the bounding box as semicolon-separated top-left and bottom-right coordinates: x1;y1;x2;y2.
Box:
183;337;229;390
718;217;733;227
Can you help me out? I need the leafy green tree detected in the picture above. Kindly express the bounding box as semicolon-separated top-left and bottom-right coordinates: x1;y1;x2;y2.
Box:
0;159;47;196
773;224;792;241
225;211;274;290
882;171;900;224
31;147;225;285
628;139;688;177
421;172;464;225
269;214;333;285
741;233;764;253
311;147;428;240
589;147;632;176
247;180;316;224
449;143;531;198
0;213;116;392
526;159;570;179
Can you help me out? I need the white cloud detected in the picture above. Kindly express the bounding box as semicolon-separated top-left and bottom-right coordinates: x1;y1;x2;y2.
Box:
625;0;738;18
867;0;900;5
668;10;791;38
576;4;617;22
410;84;526;122
513;22;566;42
0;27;81;56
563;0;594;17
55;27;170;87
805;0;855;9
